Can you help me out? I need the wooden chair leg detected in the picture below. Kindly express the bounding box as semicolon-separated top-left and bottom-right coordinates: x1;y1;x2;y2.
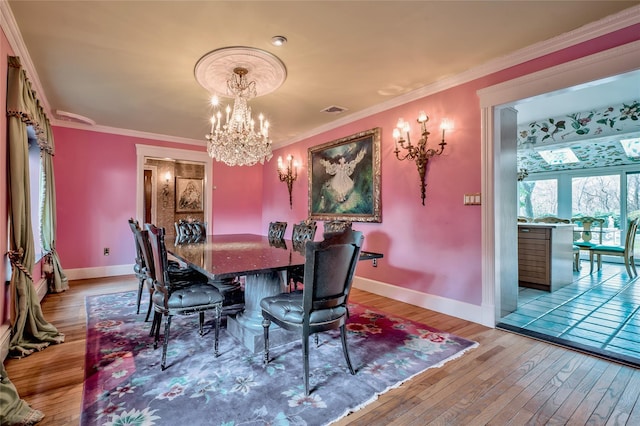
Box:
303;335;310;396
340;324;355;375
214;306;221;357
262;318;271;364
161;315;172;370
136;279;144;314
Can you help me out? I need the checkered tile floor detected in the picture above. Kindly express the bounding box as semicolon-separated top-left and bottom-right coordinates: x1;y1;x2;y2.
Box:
497;262;640;366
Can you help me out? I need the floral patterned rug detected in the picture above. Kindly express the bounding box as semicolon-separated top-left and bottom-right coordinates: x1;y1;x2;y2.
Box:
81;291;477;426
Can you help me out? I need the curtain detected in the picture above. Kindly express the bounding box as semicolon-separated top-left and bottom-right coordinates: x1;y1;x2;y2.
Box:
2;56;64;425
41;109;69;293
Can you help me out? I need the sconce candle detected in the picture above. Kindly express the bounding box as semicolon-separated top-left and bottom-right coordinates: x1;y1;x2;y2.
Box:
393;112;451;205
277;154;299;209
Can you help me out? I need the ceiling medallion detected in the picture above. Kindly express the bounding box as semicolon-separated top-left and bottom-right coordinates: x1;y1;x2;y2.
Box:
195;47;287;167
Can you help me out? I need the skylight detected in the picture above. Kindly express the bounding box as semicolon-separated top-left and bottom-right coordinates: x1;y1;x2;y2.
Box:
537;148;580;165
620;137;640;158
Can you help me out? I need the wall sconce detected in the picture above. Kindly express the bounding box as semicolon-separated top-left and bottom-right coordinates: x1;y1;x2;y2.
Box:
277;155;299;209
393;112;452;205
162;172;171;208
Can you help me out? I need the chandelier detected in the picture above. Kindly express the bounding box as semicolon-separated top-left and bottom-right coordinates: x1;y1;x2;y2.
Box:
195;47;287;167
206;67;272;166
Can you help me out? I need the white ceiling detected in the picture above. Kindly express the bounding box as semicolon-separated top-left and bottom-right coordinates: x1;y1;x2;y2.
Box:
5;1;639;149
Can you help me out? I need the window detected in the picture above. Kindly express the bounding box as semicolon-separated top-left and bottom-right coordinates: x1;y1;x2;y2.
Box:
27;126;44;261
518;179;557;218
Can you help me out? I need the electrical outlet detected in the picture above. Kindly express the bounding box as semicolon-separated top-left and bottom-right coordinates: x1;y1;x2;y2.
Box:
372;259;378;267
104;247;110;256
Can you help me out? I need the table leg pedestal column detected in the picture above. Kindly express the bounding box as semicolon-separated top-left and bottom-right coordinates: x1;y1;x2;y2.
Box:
227;271;296;353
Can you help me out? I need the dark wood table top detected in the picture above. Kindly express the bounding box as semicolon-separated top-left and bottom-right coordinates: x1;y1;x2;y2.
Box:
167;233;384;281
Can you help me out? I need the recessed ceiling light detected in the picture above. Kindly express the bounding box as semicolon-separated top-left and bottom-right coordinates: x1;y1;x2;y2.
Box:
271;36;287;47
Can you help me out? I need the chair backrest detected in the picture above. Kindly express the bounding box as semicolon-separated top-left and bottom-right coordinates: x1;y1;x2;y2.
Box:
533;216;570;224
571;216;605;243
302;228;364;318
268;221;287;240
175;219;206;238
292;220;317;246
145;223;170;291
323;220;352;237
128;218;144;268
134;227;156;281
624;217;640;254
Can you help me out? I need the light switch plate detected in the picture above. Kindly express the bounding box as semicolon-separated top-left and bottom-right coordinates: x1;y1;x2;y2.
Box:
464;193;481;205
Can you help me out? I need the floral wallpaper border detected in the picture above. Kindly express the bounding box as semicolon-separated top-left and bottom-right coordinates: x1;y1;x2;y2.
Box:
517;100;640;174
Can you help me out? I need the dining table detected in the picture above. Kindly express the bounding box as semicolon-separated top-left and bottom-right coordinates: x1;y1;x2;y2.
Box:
166;233;383;353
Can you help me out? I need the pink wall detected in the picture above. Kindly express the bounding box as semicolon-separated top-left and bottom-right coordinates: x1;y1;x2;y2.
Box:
263;25;640;306
212;162;263;235
52;127;264;270
2;21;634;324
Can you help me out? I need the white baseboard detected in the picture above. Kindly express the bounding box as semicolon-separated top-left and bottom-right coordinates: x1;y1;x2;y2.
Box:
0;323;9;362
352;276;493;327
65;264;134;281
1;278;49;362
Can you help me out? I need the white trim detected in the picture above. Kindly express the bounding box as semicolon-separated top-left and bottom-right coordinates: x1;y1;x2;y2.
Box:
65;265;134;281
34;277;47;302
279;6;640;147
0;277;48;361
479;41;640;327
0;324;9;361
1;0;637;148
352;276;489;326
50;119;206;147
135;145;213;230
143;165;158;226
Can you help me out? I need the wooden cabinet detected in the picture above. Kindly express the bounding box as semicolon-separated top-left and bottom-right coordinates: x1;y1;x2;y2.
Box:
518;224;573;292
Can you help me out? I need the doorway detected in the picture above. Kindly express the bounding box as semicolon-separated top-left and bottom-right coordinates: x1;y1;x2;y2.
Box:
478;40;640;327
135;145;213;232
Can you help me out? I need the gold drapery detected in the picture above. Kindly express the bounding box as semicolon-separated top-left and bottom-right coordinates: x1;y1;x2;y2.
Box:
1;56;65;425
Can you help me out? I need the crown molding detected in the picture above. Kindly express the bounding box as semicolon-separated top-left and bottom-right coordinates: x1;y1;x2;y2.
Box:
278;4;640;147
2;0;638;148
0;0;51;116
50;119;206;147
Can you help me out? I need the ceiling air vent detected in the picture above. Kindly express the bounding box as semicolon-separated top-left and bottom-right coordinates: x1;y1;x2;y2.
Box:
321;105;348;114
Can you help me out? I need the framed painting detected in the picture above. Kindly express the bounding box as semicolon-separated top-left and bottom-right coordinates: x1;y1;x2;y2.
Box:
175;177;204;213
308;127;381;222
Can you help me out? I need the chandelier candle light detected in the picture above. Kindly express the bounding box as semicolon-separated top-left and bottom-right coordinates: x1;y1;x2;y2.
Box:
277;154;299;209
206;67;273;166
393;112;452;205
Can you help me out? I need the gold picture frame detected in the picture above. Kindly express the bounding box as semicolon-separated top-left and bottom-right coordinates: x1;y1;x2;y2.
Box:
308;127;381;222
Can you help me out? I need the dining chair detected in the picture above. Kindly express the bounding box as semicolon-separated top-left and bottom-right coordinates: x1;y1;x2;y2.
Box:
288;219;318;291
128;218;148;316
145;223;224;370
261;228;364;395
268;221;287;240
571;216;605;271
589;217;639;278
323;220;352;237
175;219;207;238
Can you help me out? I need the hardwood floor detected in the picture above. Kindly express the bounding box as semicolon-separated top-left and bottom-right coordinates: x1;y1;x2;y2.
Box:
4;275;640;425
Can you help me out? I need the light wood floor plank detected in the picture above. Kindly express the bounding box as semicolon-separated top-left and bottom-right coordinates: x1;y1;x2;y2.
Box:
4;276;640;426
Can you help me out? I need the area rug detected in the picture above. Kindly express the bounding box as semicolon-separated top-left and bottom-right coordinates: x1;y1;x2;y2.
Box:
81;291;477;425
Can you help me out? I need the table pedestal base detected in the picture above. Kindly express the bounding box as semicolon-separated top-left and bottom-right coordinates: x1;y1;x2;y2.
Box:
227;315;297;354
226;270;298;353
